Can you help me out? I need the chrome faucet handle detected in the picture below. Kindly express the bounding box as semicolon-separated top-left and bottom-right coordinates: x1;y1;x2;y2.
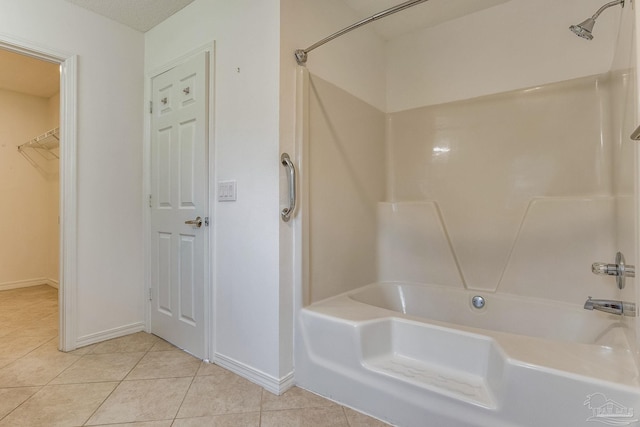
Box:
624;263;635;278
591;252;635;289
592;262;618;275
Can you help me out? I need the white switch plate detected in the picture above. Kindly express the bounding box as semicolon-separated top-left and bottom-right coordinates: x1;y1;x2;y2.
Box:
218;180;237;202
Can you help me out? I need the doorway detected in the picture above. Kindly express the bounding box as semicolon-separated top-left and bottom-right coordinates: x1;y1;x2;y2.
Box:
0;38;78;352
0;48;60;347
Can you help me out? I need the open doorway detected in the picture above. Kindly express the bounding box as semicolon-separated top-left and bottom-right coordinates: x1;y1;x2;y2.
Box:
0;37;77;352
0;48;60;349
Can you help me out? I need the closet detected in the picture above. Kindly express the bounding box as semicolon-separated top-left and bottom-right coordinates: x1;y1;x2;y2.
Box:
0;48;60;329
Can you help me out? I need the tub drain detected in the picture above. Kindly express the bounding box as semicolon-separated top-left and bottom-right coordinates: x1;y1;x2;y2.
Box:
471;295;485;309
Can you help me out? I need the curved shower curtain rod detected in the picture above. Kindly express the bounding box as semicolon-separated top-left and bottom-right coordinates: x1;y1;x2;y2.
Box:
295;0;430;66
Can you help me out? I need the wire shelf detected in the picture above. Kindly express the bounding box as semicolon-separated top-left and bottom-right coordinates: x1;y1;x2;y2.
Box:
18;127;59;160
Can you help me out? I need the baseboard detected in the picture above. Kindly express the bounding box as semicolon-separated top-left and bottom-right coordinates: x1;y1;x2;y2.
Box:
0;278;52;291
75;322;146;349
213;352;294;395
45;278;59;289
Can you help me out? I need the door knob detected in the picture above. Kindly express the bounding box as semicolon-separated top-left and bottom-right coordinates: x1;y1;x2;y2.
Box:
185;216;203;228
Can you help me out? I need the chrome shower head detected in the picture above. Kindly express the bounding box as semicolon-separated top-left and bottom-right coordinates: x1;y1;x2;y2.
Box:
569;0;624;40
570;18;596;40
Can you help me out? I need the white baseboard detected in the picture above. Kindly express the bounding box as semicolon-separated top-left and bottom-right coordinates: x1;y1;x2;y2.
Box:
0;278;52;291
213;353;294;395
75;322;146;349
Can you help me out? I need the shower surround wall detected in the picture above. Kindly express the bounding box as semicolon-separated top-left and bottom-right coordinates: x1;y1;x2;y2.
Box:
383;76;617;301
303;0;633;310
307;76;386;303
308;73;623;306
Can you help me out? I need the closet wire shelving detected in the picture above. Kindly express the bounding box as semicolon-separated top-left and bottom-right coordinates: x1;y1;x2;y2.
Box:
17;127;60;176
18;127;59;160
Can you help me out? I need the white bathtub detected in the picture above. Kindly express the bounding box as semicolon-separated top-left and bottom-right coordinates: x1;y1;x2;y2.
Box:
295;282;640;427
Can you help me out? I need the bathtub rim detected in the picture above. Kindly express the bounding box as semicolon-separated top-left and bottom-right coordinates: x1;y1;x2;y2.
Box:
301;281;640;389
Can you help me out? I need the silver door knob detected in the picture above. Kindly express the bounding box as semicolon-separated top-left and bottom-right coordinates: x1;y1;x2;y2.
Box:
185;216;202;228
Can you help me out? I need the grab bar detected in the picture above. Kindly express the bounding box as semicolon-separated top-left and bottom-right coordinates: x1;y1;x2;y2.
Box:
281;153;296;222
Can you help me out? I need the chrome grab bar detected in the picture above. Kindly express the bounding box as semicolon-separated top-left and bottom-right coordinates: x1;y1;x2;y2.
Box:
281;153;296;222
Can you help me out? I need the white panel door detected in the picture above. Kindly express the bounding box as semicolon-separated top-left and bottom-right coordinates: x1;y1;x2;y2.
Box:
150;51;208;359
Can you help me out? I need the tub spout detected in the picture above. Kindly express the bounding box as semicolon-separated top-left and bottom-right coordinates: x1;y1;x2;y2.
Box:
584;297;636;317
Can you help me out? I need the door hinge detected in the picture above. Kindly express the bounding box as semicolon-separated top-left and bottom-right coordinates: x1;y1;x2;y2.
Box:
148;288;153;301
148;194;152;208
149;101;153;114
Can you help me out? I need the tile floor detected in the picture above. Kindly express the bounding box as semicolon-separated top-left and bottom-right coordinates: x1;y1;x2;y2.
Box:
0;285;390;426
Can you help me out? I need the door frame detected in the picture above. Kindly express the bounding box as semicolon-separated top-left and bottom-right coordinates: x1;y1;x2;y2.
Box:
143;42;215;361
0;35;78;352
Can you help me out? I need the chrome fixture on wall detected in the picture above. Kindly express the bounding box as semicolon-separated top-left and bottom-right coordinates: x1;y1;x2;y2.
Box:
471;295;485;309
584;297;636;316
592;251;635;289
281;153;296;222
569;0;624;40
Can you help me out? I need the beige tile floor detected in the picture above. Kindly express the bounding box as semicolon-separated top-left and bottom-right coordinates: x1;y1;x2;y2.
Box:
0;285;390;426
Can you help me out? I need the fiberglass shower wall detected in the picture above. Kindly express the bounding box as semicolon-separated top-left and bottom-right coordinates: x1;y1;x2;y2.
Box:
305;0;634;310
307;74;386;303
382;76;617;301
381;0;636;308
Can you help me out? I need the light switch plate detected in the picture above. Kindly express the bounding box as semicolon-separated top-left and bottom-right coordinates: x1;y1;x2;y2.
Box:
218;180;237;202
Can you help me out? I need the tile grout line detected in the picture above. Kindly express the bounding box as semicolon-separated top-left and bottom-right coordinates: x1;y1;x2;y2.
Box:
80;338;157;426
343;406;352;426
1;287;389;426
170;365;199;424
42;338;85;387
259;387;264;426
0;289;59;423
0;385;44;422
78;379;122;427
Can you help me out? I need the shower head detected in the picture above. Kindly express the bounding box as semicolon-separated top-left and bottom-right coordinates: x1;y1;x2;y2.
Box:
570;18;596;40
569;0;624;40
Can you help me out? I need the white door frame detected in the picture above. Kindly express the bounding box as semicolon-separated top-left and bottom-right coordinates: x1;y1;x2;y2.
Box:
0;34;78;352
144;42;215;361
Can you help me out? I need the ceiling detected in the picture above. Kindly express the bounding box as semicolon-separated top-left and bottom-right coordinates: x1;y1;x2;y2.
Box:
65;0;195;33
342;0;511;40
0;49;59;98
0;0;196;98
63;0;509;38
0;1;509;98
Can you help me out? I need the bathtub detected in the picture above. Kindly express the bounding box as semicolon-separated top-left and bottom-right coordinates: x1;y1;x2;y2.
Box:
295;282;640;427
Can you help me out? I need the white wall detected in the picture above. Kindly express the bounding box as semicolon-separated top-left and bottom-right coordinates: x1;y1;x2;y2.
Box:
0;89;58;288
0;0;145;343
386;0;622;112
145;0;286;384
